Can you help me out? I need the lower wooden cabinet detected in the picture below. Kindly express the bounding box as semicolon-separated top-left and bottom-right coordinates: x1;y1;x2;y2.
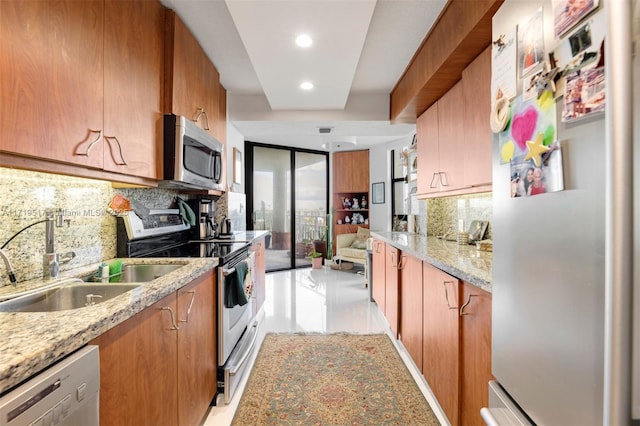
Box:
423;263;461;425
90;270;216;426
399;253;423;371
384;244;400;338
386;250;492;426
459;281;493;426
371;239;386;313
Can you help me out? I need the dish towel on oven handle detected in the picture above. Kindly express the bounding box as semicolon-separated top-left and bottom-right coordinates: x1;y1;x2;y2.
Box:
225;260;249;308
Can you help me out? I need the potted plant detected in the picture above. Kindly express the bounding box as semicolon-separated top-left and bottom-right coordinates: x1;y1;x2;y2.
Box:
307;249;323;269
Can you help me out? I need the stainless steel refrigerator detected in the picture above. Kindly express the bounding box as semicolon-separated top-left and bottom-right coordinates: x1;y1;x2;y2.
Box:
484;1;635;424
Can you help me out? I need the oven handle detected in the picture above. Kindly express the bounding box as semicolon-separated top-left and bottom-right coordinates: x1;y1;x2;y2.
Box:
222;266;236;276
228;321;259;376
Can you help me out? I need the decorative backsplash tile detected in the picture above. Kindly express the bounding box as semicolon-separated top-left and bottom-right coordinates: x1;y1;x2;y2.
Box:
426;192;493;239
0;168;181;286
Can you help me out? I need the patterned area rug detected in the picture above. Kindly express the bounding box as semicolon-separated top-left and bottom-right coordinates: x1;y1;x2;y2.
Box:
232;333;440;425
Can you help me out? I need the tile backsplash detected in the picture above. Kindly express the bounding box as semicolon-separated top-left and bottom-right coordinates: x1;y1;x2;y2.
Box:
0;168;180;286
426;192;493;239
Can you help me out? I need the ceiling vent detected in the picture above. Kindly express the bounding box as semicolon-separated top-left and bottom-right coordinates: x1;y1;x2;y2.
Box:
318;127;333;134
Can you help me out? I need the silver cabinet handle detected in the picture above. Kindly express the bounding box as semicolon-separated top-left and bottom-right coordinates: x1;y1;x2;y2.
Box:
429;172;439;188
398;255;407;270
390;251;397;268
375;241;382;253
193;107;210;130
160;307;179;330
460;293;478;316
442;280;458;310
104;136;127;165
439;172;449;187
75;129;102;157
179;291;196;323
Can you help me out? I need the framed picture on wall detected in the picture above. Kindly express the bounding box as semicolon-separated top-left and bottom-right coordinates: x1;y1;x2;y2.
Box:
372;182;385;204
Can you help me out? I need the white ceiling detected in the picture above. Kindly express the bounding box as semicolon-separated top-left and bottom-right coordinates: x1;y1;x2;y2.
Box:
160;0;448;151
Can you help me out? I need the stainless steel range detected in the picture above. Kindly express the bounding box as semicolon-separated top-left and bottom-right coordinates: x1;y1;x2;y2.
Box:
116;209;260;405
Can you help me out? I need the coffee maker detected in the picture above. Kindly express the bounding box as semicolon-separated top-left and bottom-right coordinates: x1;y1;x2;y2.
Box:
188;197;217;240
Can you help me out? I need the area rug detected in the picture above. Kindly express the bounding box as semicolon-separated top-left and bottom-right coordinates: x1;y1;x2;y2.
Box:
231;333;440;425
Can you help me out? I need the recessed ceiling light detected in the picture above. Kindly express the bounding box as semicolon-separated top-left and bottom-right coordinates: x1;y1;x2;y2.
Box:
300;81;314;90
295;34;313;48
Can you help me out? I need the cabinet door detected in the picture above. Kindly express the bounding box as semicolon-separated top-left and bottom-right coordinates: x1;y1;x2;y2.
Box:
165;11;208;127
462;47;492;188
437;81;465;192
423;263;459;425
91;292;179;426
177;270;216;426
251;238;267;317
459;282;493;426
103;0;163;179
417;103;440;195
371;239;386;313
0;0;104;168
399;254;423;371
385;244;400;338
333;150;370;193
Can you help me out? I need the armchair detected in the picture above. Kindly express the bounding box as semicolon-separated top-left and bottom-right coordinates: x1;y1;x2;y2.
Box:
334;227;372;285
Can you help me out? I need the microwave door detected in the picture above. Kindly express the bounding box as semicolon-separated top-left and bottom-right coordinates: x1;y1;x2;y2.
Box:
213;152;222;182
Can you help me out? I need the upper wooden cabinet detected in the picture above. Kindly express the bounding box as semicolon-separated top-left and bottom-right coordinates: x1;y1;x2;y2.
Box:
164;10;224;144
103;0;164;179
416;48;492;198
0;0;164;181
333;150;369;193
462;47;492;188
0;0;104;169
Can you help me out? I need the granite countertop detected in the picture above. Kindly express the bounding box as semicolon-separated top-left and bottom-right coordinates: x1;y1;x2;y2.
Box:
0;257;218;395
370;232;492;292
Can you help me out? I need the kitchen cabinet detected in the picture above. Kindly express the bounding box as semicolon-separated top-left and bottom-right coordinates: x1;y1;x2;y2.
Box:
422;262;460;426
459;281;493;426
91;270;216;426
399;253;423;371
251;237;267;317
103;0;164;179
462;46;492;188
177;271;217;426
371;239;386;314
384;244;400;338
0;0;104;169
164;10;222;144
416;103;439;195
416;47;492;198
0;0;163;181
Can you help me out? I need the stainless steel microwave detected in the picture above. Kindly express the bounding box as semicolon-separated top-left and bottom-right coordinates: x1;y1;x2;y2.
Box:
161;114;224;191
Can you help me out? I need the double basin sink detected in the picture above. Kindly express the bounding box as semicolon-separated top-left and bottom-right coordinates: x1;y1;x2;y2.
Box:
0;263;183;313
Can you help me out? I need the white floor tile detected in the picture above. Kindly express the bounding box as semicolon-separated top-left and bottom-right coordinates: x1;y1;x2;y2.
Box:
203;266;447;426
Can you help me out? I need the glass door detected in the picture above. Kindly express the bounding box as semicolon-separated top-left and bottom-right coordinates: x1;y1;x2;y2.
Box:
247;143;328;272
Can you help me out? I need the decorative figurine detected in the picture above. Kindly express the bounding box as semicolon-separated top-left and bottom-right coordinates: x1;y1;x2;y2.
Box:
361;196;367;209
352;198;359;209
345;216;351;223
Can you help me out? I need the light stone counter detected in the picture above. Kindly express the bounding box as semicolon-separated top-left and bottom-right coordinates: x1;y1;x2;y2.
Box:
371;232;492;292
0;257;217;395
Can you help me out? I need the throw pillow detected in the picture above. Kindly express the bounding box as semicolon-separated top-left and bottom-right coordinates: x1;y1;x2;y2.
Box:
356;227;370;238
350;235;368;249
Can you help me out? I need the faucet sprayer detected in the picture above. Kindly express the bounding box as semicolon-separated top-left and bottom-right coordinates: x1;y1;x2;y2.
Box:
0;249;17;286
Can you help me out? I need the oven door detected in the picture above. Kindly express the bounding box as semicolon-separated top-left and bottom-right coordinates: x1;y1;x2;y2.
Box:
218;258;253;366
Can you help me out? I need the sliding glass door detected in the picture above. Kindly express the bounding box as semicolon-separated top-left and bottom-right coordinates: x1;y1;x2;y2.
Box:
247;142;328;272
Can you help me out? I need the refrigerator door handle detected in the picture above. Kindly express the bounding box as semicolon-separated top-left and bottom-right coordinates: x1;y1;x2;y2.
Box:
460;294;478;316
443;280;458;309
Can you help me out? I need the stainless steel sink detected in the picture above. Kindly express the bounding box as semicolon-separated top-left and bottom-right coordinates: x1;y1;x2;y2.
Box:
0;283;142;312
116;264;183;283
83;263;184;283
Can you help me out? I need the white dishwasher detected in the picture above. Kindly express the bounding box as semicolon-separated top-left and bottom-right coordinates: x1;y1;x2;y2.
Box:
0;345;99;426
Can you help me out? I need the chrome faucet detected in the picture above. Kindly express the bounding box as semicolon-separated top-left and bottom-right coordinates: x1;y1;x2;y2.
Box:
43;208;76;279
0;249;17;287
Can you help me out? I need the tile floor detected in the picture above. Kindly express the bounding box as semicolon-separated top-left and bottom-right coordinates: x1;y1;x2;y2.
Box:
203;266;447;425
